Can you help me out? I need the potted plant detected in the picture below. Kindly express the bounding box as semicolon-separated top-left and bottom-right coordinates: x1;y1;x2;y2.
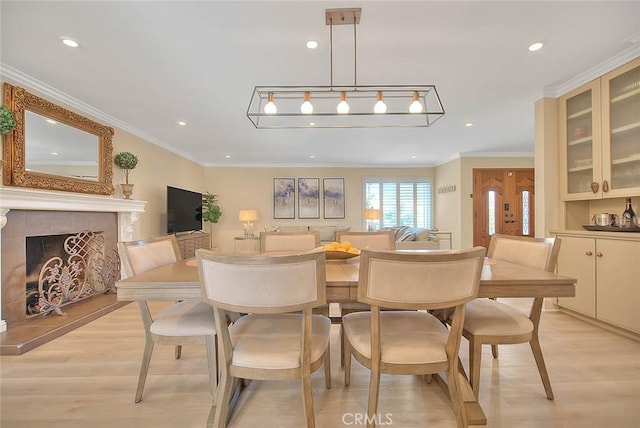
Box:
0;106;16;135
113;151;139;199
201;192;222;248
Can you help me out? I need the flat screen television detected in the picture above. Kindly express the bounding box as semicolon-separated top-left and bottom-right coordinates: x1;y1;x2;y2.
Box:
167;186;203;234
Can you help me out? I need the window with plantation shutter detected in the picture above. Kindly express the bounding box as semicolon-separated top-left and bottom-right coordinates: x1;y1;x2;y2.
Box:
364;178;433;229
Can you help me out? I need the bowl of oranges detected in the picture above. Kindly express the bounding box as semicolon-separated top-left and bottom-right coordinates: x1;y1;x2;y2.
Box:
322;241;360;259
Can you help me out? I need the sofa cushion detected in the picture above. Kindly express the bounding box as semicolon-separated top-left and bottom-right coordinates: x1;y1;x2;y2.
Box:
398;230;417;242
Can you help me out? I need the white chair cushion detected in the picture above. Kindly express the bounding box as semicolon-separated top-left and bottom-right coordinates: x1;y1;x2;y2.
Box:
150;300;216;337
230;314;331;370
464;299;533;336
342;311;449;365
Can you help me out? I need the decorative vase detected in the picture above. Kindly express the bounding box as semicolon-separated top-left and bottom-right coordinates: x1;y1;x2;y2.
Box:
120;183;134;199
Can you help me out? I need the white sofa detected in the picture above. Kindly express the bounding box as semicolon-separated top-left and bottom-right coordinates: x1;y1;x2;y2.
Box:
382;226;441;250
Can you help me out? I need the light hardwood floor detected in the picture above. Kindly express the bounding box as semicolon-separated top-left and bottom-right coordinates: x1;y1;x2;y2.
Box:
1;300;639;427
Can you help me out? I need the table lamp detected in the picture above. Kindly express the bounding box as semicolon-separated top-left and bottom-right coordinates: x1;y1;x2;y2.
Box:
238;209;258;237
363;208;381;231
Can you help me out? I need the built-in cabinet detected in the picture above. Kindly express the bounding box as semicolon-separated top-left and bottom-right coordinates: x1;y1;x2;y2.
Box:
555;231;640;335
559;57;640;201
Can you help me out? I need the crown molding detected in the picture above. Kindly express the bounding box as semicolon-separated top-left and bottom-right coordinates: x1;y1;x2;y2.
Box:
543;45;640;98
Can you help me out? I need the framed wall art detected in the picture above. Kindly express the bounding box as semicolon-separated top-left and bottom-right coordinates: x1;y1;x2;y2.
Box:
298;178;320;219
323;178;345;219
273;178;295;219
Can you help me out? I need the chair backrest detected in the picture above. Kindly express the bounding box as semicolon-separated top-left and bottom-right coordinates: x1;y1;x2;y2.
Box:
487;234;561;272
335;231;396;250
197;249;326;314
118;235;182;277
259;231;320;253
358;247;486;311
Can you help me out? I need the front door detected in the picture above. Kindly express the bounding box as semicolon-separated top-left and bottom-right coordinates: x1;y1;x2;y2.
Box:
473;168;535;248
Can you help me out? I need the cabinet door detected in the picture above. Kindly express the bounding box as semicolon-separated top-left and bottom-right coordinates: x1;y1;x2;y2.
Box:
557;236;596;317
596;239;640;333
559;80;603;200
601;58;640;198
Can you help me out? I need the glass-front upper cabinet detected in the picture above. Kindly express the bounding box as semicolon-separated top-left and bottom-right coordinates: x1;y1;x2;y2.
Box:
559;79;602;200
601;58;640;197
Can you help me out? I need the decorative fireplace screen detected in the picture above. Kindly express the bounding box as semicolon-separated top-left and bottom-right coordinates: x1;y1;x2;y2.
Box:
27;230;120;316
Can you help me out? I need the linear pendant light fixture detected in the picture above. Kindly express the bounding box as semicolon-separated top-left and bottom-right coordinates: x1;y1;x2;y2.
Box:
246;8;445;129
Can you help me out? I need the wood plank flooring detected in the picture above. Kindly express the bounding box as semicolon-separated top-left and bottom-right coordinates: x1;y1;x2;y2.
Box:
1;300;639;427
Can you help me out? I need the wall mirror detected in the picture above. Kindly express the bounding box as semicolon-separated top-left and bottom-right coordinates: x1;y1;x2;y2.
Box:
2;83;114;195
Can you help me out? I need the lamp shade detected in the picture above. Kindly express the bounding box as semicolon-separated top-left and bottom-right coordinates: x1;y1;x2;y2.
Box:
238;209;258;222
363;208;381;220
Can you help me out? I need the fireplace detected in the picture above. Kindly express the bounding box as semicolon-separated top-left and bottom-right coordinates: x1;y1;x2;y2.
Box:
0;186;145;353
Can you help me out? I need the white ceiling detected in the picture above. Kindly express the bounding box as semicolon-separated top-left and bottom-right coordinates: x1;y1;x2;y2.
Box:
2;1;639;167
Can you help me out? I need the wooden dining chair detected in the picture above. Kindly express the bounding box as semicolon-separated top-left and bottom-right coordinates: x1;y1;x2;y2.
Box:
335;230;397;366
118;235;218;403
259;231;320;253
342;247;486;428
462;234;562;400
196;249;331;428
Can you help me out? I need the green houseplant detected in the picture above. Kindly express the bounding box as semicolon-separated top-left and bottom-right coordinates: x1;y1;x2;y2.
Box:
0;106;17;135
113;152;139;199
201;192;222;248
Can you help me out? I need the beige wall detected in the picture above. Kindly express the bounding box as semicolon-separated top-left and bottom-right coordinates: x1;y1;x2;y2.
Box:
434;158;462;248
112;129;205;239
203;166;435;253
534;98;560;237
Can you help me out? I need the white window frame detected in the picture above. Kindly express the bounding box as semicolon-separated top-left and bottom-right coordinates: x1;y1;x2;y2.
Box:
363;177;434;230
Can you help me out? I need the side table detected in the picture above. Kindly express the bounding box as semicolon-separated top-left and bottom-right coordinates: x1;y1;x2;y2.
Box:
234;235;260;253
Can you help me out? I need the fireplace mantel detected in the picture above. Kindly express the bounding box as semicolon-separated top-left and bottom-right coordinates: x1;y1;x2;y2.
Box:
0;186;147;332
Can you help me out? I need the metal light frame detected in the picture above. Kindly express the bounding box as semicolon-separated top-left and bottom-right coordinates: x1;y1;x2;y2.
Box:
246;8;445;129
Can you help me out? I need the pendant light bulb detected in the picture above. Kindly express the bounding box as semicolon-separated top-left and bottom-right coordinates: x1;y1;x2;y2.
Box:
337;92;350;114
264;92;277;115
374;91;387;114
409;91;423;113
300;92;313;114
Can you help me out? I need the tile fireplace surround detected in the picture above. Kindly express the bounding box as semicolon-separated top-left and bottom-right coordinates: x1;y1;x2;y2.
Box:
0;186;146;333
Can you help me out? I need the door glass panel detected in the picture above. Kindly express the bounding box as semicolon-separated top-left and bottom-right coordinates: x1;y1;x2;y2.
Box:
488;190;496;235
522;190;530;235
608;64;640;190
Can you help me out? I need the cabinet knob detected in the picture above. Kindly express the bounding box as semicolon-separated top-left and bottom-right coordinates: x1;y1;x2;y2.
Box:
602;180;609;193
585;251;593;256
595;252;603;257
590;181;599;193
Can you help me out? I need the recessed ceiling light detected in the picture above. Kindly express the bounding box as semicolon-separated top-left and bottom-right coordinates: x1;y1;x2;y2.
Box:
464;122;474;127
411;155;417;159
225;155;231;159
309;155;316;159
528;42;544;52
309;122;316;126
60;37;79;48
51;152;58;156
177;121;187;126
45;119;57;124
306;41;318;49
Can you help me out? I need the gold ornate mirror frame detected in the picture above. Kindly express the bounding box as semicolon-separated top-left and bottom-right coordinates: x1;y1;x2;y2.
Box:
2;83;114;195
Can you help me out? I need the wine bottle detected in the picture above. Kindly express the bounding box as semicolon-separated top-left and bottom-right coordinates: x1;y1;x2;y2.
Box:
622;198;636;227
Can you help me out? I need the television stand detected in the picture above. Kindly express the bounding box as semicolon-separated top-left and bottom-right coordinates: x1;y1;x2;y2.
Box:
174;232;210;259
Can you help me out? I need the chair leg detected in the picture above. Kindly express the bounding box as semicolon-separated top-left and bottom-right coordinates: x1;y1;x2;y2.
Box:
530;336;554;400
468;337;482;399
323;343;332;389
491;344;498;359
205;335;218;402
301;369;316;428
135;337;154;403
174;345;182;359
340;324;345;367
447;366;468;428
213;369;234;428
344;339;352;386
366;369;381;428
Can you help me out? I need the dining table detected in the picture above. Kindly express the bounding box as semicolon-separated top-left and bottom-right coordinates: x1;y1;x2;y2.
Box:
116;254;576;426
